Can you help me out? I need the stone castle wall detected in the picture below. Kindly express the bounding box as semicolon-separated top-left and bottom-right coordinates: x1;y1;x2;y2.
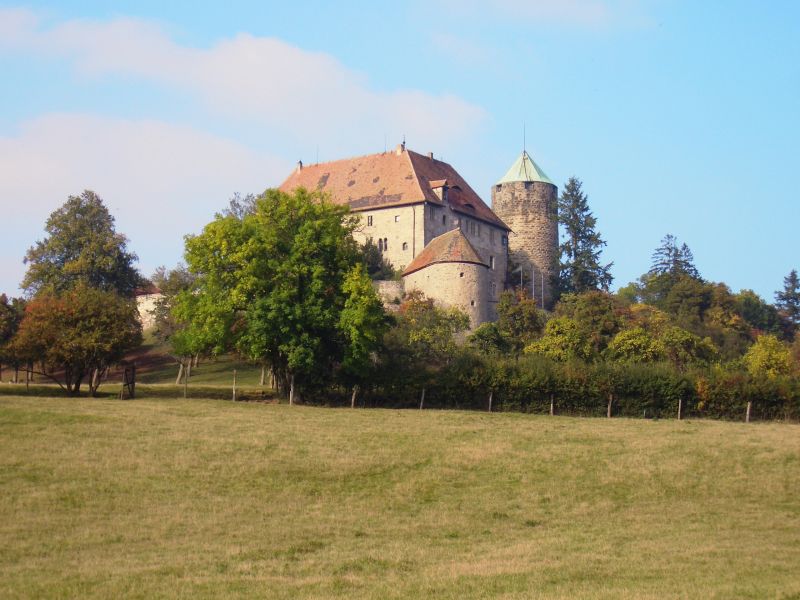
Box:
404;261;488;328
423;202;507;321
491;181;558;308
352;204;426;273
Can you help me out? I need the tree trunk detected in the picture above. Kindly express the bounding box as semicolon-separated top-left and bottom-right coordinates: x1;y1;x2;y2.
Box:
488;390;493;413
746;401;752;423
289;373;295;405
351;385;359;409
0;362;3;381
607;393;613;418
90;368;100;397
419;387;426;410
176;362;184;386
260;364;266;386
186;360;192;380
193;354;200;368
549;394;554;416
183;364;188;399
678;397;683;421
232;369;237;402
14;365;18;384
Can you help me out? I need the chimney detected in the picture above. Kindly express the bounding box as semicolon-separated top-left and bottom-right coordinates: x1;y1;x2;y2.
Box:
296;160;303;172
427;152;433;159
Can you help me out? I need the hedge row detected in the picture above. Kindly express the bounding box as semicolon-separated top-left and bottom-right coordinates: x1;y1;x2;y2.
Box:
361;355;800;421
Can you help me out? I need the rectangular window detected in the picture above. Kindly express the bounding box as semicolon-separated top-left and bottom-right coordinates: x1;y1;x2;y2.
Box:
429;206;435;220
489;256;495;269
442;214;446;225
490;229;495;244
367;215;373;226
394;215;399;222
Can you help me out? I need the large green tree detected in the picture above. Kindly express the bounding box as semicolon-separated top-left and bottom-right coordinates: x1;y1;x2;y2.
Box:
177;187;386;401
22;190;142;297
557;177;613;296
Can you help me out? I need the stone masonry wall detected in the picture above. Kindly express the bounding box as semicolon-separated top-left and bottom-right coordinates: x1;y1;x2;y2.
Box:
403;261;489;328
352;204;426;273
423;202;507;321
491;181;558;309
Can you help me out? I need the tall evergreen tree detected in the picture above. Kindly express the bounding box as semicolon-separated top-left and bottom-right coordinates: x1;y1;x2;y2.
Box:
557;177;613;295
775;269;800;331
649;234;700;279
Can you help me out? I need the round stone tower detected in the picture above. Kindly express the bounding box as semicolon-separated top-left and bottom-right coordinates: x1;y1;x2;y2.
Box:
491;151;558;309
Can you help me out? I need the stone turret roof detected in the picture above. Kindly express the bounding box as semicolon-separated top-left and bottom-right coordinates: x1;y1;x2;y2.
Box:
496;150;554;186
279;145;510;230
402;229;487;276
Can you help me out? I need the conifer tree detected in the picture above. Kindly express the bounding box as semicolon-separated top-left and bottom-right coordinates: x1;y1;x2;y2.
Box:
649;234;700;279
775;269;800;331
557;177;613;295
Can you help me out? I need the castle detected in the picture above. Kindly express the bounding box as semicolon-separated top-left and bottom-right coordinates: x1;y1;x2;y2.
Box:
279;143;558;327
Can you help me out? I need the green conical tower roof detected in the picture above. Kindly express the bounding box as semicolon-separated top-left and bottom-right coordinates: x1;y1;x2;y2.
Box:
496;150;553;186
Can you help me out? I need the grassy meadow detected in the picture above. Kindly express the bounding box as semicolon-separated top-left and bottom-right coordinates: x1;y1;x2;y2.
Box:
0;395;799;599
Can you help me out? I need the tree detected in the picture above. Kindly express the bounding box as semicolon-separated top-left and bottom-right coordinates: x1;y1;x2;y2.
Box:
10;286;142;395
496;290;545;353
361;238;397;280
468;322;511;355
0;295;26;381
743;335;793;379
218;192;257;220
338;263;391;404
555;291;623;355
179;187;385;402
557;177;613;295
734;289;783;337
149;264;196;345
22;190;142;297
775;269;800;334
524;317;594;362
649;234;700;279
385;291;469;406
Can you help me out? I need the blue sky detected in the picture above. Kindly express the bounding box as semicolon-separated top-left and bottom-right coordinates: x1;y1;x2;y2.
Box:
1;1;798;301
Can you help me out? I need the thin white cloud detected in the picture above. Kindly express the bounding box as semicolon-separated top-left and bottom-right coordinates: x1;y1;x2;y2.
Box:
0;113;289;294
0;8;487;151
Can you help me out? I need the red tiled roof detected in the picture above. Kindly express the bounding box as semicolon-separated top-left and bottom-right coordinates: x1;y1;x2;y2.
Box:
134;282;161;296
279;147;510;230
402;229;487;276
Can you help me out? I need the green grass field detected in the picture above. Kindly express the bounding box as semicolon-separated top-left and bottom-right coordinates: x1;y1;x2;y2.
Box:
1;396;798;599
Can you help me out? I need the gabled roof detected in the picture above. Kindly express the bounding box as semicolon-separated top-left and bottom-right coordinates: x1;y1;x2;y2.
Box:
279;146;510;230
402;229;487;276
496;150;554;186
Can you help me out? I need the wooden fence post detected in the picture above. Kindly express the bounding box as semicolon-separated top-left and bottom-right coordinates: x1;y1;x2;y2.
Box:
549;394;554;416
607;393;613;418
232;369;237;402
419;387;426;410
488;391;493;413
746;401;752;423
678;397;683;421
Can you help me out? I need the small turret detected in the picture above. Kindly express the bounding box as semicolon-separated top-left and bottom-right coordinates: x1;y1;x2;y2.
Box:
491;150;558;308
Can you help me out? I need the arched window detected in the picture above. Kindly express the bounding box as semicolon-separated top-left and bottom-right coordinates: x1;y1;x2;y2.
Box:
383;237;388;250
378;238;383;252
402;242;408;251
